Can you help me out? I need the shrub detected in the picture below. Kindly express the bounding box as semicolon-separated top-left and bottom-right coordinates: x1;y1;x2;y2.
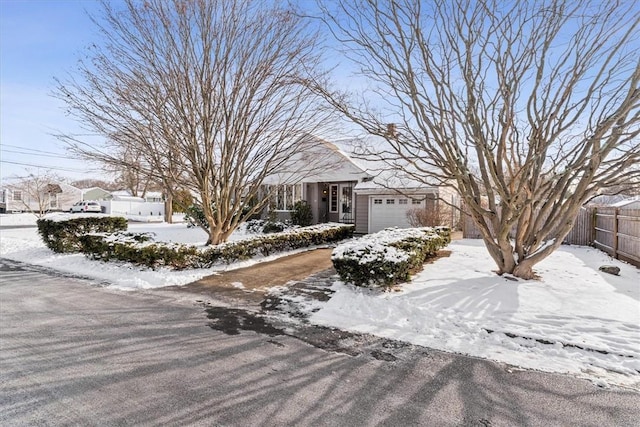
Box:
262;220;288;233
244;219;291;234
406;204;453;228
37;214;128;253
185;203;257;230
332;227;450;288
78;223;354;270
291;200;313;226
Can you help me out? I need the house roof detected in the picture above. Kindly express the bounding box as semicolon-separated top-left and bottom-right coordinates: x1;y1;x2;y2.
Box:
332;137;440;192
45;184;63;194
610;197;640;208
262;135;370;184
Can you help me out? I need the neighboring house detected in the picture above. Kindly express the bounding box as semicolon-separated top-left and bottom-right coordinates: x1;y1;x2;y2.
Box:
106;190;164;203
263;135;459;234
610;198;640;210
0;181;82;213
99;190;165;218
81;187;112;201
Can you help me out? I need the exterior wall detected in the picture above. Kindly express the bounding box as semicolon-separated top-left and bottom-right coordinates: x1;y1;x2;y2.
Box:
305;183;319;224
354;194;369;234
82;188;111;201
101;201;165;217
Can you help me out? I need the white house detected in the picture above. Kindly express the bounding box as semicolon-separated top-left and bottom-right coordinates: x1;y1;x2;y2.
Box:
262;135;459;233
0;181;82;213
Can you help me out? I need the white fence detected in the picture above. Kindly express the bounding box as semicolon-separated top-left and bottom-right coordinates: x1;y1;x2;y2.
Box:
100;201;165;218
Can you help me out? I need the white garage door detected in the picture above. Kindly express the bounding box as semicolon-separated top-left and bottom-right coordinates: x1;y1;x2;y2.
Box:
368;196;423;233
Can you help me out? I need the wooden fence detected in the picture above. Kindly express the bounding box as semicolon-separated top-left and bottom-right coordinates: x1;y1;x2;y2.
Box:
462;207;640;267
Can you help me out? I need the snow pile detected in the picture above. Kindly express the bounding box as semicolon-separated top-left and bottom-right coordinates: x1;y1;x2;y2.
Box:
312;239;640;389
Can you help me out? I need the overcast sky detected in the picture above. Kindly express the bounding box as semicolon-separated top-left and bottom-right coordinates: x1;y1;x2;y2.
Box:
1;0;114;183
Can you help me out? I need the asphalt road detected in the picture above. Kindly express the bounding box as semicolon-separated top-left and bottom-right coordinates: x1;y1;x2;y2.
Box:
1;258;638;426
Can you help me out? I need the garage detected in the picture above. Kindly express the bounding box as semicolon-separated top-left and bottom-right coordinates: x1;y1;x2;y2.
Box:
368;195;423;233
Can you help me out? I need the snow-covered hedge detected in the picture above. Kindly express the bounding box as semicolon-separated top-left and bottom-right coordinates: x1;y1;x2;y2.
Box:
37;214;128;253
332;227;450;287
78;223;354;270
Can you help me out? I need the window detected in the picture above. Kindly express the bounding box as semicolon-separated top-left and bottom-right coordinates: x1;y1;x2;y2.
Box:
329;184;338;213
267;184;303;211
12;190;22;201
373;199;382;205
386;199;395;204
399;199;408;205
412;199;422;205
49;194;58;208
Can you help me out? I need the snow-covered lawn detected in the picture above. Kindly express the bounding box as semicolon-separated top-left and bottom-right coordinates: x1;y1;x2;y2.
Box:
1;215;638;389
0;220;303;289
307;239;640;390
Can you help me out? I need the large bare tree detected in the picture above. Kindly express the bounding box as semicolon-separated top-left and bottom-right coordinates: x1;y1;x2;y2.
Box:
314;0;640;278
56;0;333;244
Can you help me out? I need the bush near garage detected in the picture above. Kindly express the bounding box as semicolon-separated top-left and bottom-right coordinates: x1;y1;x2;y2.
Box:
36;215;128;253
78;223;355;270
331;227;450;288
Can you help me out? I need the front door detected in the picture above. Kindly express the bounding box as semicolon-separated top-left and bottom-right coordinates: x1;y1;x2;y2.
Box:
339;184;354;223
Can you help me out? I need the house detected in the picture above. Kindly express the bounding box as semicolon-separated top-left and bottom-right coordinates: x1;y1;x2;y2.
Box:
0;181;82;213
610;198;640;210
81;187;112;201
263;135;459;234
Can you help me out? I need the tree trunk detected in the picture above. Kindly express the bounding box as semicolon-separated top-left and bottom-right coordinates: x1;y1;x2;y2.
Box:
164;194;173;224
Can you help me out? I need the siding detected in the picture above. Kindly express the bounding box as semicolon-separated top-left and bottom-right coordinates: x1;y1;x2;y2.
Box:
355;194;369;234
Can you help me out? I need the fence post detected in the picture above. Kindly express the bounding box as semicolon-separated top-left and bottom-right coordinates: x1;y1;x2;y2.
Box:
613;208;619;259
590;207;597;246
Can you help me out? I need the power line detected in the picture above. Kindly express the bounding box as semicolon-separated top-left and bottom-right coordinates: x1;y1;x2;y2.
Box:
1;149;71;160
0;159;102;173
0;144;68;156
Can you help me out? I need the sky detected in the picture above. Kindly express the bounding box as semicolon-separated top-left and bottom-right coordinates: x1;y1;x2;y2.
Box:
0;0;116;183
0;0;359;186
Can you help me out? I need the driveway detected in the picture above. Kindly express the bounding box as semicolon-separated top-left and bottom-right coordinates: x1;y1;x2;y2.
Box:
1;258;638;426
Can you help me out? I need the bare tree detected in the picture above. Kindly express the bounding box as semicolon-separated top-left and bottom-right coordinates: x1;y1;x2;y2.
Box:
314;0;640;279
56;0;333;244
8;170;66;218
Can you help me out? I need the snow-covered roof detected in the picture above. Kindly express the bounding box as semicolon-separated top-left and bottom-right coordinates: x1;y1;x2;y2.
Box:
332;137;440;192
262;135;370;184
610;197;640;208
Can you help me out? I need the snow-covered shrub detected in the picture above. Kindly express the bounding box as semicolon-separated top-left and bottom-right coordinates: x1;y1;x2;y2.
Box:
78;223;354;270
37;214;128;253
332;227;450;287
244;219;292;234
79;232;203;269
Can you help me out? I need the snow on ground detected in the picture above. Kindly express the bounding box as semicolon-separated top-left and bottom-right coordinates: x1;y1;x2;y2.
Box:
308;239;640;390
0;220;308;290
1;213;638;389
0;213;40;226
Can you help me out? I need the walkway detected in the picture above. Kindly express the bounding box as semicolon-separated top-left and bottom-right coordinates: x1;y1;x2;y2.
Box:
173;248;334;307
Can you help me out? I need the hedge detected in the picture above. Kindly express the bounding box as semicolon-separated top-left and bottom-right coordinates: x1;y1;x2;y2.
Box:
36;214;128;253
331;227;450;288
79;223;354;270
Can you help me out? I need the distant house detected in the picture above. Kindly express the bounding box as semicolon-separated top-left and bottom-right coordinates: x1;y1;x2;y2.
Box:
611;198;640;210
81;187;112;201
0;181;82;213
97;190;165;218
262;135;459;233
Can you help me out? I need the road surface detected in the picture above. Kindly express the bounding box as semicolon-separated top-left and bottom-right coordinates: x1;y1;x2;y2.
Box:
1;258;638;426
